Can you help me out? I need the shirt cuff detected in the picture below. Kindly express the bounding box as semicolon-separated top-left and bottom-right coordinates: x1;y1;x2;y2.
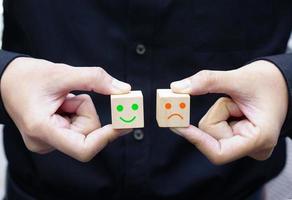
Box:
257;53;292;138
0;50;28;124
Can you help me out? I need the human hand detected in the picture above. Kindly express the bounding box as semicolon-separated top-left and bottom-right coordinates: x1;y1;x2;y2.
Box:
170;60;288;165
0;57;131;162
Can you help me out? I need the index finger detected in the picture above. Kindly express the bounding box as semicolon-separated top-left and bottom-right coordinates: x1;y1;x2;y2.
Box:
62;66;131;95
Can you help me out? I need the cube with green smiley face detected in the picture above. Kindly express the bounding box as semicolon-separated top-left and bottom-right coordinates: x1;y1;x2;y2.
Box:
111;91;144;129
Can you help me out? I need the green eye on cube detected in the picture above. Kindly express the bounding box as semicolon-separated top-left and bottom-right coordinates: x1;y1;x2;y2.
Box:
116;105;124;112
116;103;139;112
131;103;139;111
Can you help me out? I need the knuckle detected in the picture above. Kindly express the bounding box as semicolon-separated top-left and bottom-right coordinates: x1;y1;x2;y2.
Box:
57;63;70;69
74;145;96;163
37;149;53;155
198;70;210;77
53;63;71;75
198;119;208;131
257;154;271;161
264;136;278;150
86;67;107;91
247;126;262;148
198;119;204;129
94;67;105;80
22;135;52;154
23;119;42;138
79;94;92;102
24;141;45;154
216;97;231;106
207;151;226;165
198;117;216;134
255;128;278;150
76;155;92;163
209;156;225;165
253;151;273;161
198;70;216;84
196;70;219;93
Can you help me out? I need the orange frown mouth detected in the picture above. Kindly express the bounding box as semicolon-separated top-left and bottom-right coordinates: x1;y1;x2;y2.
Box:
167;113;184;120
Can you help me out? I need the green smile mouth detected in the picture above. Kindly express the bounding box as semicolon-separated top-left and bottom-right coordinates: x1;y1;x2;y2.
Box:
119;116;136;123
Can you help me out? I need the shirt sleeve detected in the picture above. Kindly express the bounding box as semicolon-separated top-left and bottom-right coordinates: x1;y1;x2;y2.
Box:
0;50;27;125
259;53;292;139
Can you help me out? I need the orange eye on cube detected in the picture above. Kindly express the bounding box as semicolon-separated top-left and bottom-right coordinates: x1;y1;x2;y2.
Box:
165;103;172;109
180;102;186;109
156;89;190;127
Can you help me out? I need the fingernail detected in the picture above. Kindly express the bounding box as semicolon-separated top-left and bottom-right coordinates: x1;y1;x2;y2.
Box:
170;79;191;93
112;79;131;92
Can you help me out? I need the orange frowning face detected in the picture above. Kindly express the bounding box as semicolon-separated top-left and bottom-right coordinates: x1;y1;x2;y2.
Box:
164;102;186;120
156;89;190;128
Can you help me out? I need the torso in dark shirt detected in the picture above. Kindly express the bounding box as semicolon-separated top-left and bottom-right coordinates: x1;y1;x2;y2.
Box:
2;0;292;199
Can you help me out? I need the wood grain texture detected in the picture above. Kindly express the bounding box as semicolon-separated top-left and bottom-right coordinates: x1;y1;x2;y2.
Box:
111;91;144;129
156;89;190;127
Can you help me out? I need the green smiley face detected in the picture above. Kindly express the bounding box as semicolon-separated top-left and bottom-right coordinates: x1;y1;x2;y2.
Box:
116;103;139;123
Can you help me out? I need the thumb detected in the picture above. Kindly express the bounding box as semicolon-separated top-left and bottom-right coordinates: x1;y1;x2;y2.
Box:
62;66;131;95
170;70;237;95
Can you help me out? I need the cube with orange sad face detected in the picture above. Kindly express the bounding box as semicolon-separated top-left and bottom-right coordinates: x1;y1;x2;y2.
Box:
156;89;190;127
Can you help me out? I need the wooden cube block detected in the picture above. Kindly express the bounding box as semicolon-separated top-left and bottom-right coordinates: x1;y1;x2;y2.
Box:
156;89;190;127
111;90;144;129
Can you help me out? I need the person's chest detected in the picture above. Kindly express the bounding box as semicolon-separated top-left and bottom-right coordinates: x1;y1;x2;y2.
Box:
4;0;291;101
5;0;291;52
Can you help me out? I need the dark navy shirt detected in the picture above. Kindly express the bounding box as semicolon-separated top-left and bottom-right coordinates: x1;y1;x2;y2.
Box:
1;1;292;199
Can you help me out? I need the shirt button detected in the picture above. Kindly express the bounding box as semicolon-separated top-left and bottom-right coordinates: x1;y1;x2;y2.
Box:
133;129;144;141
136;44;146;55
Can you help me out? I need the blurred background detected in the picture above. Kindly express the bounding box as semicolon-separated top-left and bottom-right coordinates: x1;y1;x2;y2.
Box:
0;1;292;199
